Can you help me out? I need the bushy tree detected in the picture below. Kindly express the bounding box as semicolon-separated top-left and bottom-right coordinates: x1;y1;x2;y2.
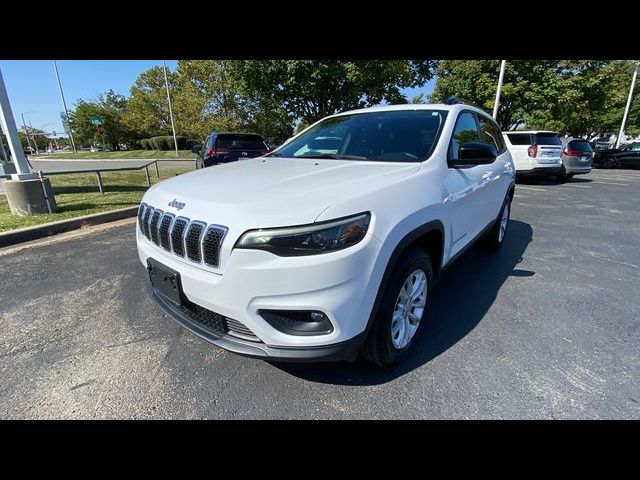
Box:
70;90;133;150
231;60;437;125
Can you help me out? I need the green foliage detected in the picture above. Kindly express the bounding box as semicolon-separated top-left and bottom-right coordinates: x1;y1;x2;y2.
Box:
149;136;168;150
140;138;151;150
230;60;437;124
69;90;134;150
430;60;634;137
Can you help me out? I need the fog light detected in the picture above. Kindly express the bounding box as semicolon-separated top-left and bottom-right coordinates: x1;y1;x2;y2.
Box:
258;309;334;336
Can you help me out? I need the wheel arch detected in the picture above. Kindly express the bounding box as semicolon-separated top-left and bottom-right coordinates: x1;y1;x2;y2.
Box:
362;219;445;339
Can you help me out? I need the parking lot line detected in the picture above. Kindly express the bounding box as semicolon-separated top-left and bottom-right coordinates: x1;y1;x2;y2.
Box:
563;184;592;188
593;181;630;186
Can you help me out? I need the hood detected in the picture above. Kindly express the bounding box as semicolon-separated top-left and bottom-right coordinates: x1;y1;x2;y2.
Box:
143;157;420;231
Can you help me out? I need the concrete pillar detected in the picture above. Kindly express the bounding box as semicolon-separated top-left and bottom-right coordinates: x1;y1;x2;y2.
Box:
3;177;57;216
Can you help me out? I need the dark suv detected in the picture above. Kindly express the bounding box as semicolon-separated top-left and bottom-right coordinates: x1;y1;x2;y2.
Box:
193;132;270;168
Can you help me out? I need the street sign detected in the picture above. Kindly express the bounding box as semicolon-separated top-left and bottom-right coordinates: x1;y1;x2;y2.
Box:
91;117;104;126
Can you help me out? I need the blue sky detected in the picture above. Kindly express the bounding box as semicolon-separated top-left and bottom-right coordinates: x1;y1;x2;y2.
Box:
0;60;434;137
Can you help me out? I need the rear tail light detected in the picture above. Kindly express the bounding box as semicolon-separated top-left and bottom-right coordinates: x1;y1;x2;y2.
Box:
527;145;538;158
207;148;229;156
564;150;585;156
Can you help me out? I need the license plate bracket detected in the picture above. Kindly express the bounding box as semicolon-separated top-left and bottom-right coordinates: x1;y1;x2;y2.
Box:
147;258;184;307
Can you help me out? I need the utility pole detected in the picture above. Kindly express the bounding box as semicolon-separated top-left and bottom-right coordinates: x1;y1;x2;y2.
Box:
52;60;77;153
162;60;179;157
493;60;507;120
28;120;38;153
20;113;33;154
616;61;639;149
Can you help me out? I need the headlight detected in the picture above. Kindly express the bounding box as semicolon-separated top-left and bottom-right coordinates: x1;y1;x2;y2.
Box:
235;212;371;256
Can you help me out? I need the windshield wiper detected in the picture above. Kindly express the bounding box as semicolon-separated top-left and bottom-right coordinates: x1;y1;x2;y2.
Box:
297;153;368;160
267;151;282;157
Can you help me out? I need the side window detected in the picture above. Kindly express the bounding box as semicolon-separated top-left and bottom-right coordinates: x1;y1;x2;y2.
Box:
448;112;480;161
478;115;505;153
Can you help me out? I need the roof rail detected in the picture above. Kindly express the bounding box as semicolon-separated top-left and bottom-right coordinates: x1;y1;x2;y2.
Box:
444;96;464;105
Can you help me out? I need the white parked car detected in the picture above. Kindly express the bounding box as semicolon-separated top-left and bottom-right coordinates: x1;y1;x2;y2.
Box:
137;102;516;366
502;130;563;177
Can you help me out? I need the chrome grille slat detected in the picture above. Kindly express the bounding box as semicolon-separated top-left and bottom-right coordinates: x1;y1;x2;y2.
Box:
158;213;174;251
185;221;205;263
202;225;227;268
137;203;147;232
143;206;154;239
170;217;188;257
149;209;163;245
139;204;227;269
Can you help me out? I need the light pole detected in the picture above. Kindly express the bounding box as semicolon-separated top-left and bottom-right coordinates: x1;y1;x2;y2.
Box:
615;61;639;149
52;60;77;153
493;60;507;120
162;60;179;157
20;111;35;154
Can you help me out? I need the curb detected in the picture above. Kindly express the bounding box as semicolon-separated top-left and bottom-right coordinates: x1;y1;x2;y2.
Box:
0;206;139;248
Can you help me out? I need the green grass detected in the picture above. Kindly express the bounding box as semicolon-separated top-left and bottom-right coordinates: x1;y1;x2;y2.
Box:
0;166;193;232
44;150;197;159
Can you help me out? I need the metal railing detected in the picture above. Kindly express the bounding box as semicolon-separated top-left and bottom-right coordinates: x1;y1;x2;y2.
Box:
19;160;161;194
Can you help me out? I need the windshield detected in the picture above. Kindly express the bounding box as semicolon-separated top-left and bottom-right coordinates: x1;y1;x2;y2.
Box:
273;110;448;162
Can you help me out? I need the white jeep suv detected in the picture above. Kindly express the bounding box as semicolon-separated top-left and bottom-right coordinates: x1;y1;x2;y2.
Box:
137;102;516;366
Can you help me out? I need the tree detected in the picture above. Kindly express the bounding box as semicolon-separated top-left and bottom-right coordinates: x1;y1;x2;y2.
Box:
69;90;133;150
231;60;437;125
598;61;639;137
123;66;176;139
430;60;616;136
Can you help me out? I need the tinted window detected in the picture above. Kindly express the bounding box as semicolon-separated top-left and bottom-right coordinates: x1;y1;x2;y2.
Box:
534;133;562;146
448;112;479;161
275;110;448;163
567;140;592;153
506;133;532;145
478;115;506;153
216;134;266;150
632;143;640;151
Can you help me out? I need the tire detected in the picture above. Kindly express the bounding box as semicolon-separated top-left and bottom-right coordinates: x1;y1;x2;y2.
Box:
601;157;616;169
362;247;433;367
482;195;511;252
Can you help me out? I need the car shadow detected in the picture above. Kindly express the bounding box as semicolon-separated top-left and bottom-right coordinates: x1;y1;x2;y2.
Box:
273;219;534;385
517;176;592;185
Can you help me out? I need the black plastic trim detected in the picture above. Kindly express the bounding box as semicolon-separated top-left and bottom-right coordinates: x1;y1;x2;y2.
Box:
361;219;445;339
148;288;364;362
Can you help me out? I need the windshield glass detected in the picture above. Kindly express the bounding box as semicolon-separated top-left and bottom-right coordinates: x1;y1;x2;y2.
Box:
274;110;448;162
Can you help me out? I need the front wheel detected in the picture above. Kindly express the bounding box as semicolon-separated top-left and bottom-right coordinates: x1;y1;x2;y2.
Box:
600;157;617;169
362;248;433;367
482;196;511;252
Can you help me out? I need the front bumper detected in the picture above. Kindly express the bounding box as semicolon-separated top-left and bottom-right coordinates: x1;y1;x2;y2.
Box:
150;288;365;361
137;227;383;356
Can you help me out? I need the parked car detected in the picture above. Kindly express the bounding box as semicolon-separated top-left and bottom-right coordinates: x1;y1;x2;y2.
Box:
592;141;640;169
192;132;270;168
137;102;515;366
502;130;563;177
559;137;593;180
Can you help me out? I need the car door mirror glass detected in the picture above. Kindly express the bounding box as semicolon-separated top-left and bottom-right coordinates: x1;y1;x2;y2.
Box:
453;142;497;166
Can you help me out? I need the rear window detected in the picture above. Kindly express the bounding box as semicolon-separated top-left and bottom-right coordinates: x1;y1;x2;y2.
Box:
505;133;532;145
533;133;562;146
567;140;592;153
216;134;266;150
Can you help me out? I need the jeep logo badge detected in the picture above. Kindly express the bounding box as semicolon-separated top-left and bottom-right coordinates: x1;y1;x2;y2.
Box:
168;199;186;211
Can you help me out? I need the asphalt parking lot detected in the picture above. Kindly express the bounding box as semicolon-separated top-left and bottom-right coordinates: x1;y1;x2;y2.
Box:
1;169;638;419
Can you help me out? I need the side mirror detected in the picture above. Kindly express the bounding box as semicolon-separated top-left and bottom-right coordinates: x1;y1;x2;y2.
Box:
452;142;497;166
191;145;202;154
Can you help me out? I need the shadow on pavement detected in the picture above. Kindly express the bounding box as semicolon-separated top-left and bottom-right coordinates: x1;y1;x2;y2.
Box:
517;176;592;185
274;220;534;385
